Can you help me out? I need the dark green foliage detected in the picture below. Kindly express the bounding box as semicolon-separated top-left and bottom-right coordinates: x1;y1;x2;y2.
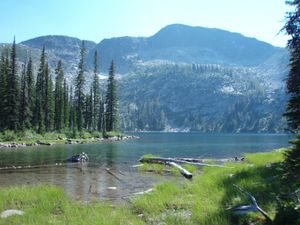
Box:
0;51;9;130
19;64;31;129
277;137;300;224
44;63;54;131
26;56;35;125
6;38;20;131
93;50;101;131
283;0;300;132
84;87;93;131
35;46;46;133
75;41;86;131
274;1;300;223
0;39;119;135
273;197;300;225
69;86;77;133
54;60;65;131
63;79;69;128
282;135;300;187
105;60;118;132
98;96;105;133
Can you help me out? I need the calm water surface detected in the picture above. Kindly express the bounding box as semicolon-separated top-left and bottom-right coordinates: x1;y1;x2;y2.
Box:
0;133;292;201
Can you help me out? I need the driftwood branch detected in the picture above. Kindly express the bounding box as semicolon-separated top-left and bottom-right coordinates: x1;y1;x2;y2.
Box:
166;161;193;179
140;157;230;168
232;184;272;223
139;157;193;179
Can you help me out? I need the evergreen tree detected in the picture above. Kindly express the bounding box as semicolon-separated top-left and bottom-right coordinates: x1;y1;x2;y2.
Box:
86;87;93;131
54;60;65;131
63;79;69;129
19;64;31;129
284;0;300;131
6;37;20;130
69;86;77;136
275;2;300;222
105;60;118;132
26;56;35;125
93;50;101;130
74;41;86;132
282;0;300;185
0;52;9;130
35;46;46;133
44;63;54;131
98;95;104;132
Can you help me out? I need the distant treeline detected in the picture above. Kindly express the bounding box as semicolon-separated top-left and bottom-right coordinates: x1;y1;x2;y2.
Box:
0;38;118;135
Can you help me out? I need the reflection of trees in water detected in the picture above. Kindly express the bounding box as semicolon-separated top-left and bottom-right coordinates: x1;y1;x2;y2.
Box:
105;143;117;168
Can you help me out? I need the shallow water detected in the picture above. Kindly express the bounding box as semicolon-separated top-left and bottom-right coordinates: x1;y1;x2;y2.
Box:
0;133;292;201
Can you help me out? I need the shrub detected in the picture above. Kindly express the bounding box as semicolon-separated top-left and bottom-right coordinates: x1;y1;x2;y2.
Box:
80;131;92;139
91;131;102;138
1;130;16;141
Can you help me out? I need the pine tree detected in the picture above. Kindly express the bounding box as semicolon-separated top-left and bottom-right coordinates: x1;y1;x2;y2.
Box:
0;52;9;130
35;46;46;133
275;2;300;222
26;56;35;125
74;41;86;132
69;86;77;136
63;79;69;129
284;0;300;132
282;0;300;184
105;60;118;132
93;50;101;130
6;37;20;131
98;95;104;132
86;87;93;131
19;64;31;129
44;63;54;131
54;60;65;131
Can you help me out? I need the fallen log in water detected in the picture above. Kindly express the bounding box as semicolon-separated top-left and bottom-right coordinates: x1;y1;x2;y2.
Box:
166;161;193;179
140;157;230;168
105;168;123;182
232;184;272;223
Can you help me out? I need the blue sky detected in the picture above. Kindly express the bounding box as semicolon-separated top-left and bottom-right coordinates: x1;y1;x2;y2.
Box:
0;0;291;47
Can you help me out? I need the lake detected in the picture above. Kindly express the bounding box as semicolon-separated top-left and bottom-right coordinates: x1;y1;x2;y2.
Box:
0;133;293;202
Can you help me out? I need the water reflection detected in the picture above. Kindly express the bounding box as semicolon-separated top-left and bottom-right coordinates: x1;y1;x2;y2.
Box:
105;143;117;168
0;133;292;201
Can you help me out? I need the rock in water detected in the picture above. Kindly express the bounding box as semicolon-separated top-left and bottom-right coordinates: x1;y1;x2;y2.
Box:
1;209;25;218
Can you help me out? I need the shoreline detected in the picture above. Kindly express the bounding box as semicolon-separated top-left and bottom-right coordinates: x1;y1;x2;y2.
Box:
0;135;139;150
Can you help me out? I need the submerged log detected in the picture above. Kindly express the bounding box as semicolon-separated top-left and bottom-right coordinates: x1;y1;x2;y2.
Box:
232;184;272;223
166;161;193;179
105;168;123;182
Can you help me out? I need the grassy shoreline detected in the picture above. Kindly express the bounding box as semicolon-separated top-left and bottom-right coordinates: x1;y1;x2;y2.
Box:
0;148;287;224
0;130;134;149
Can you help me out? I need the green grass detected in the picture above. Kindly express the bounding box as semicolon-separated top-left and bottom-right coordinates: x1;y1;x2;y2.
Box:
0;149;288;225
0;185;145;225
134;150;286;224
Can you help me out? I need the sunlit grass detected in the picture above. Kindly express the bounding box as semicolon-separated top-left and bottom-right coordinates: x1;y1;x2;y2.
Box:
134;149;287;224
0;185;145;225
